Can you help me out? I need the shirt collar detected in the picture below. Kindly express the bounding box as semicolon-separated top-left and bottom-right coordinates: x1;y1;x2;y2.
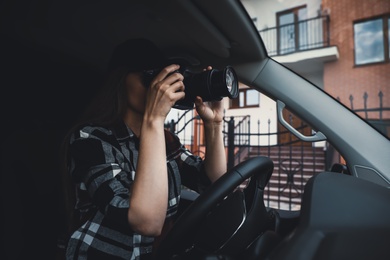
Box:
112;120;135;142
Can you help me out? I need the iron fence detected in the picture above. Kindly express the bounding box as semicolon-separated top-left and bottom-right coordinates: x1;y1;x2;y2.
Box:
346;91;390;138
165;92;389;211
166;112;326;211
223;116;325;211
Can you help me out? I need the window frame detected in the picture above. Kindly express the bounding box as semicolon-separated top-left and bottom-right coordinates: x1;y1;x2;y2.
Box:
276;5;307;55
353;14;390;66
230;88;260;109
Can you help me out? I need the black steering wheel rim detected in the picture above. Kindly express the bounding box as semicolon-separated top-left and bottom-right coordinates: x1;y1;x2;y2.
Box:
155;156;274;259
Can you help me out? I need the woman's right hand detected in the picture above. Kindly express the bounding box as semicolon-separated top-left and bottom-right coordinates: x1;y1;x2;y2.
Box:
143;64;185;123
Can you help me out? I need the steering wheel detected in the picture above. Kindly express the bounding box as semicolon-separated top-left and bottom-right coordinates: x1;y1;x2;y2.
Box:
155;156;274;259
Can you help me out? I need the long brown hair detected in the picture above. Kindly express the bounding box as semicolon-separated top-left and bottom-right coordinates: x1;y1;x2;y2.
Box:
59;66;131;238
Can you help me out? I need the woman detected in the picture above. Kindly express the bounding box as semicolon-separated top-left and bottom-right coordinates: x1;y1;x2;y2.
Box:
62;38;227;259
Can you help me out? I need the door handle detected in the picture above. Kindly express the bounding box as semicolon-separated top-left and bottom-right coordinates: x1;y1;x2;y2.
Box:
277;100;326;142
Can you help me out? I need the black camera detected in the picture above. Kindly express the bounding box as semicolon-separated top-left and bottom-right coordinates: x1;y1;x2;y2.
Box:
142;66;239;110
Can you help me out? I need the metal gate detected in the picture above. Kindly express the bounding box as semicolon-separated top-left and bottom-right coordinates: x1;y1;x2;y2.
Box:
165;110;326;211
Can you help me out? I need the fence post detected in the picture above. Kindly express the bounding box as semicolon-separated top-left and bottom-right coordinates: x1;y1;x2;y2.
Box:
228;117;235;170
169;119;175;133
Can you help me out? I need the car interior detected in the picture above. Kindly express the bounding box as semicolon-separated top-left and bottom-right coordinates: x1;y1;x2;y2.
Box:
1;0;390;259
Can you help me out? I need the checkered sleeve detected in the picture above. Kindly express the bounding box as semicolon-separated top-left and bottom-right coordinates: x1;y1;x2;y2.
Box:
69;126;132;227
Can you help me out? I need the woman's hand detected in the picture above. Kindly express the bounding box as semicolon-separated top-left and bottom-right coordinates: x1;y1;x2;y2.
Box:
194;66;224;126
144;64;185;123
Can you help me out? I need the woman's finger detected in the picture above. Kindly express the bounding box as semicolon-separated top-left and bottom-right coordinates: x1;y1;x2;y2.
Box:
151;64;180;84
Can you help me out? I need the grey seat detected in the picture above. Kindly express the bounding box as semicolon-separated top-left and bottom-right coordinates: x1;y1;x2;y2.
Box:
266;172;390;260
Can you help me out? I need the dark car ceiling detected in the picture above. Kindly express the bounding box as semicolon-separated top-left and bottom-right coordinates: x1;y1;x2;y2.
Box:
0;0;269;133
1;0;267;73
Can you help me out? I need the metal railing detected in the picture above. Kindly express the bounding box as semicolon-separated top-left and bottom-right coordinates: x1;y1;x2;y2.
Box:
346;91;390;138
224;116;325;211
166;112;326;211
259;15;330;56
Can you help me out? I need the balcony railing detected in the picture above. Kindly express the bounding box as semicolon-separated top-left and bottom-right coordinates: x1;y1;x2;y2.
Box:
259;16;330;56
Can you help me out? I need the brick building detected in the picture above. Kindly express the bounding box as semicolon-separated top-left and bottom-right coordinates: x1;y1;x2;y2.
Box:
322;0;390;122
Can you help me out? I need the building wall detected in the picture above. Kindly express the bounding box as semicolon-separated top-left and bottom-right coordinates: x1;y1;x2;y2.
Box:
322;0;390;118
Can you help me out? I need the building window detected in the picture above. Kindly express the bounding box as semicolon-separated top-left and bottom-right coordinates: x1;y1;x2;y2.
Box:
277;5;307;54
231;88;259;108
354;15;390;65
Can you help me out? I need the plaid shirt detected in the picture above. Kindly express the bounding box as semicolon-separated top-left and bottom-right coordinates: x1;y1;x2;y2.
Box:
66;121;210;260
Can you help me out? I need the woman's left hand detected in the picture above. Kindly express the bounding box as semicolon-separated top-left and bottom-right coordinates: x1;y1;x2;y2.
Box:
194;96;224;126
194;66;225;125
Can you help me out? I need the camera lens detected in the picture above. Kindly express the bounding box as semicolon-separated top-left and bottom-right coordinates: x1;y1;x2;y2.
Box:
208;66;238;100
224;66;238;98
226;72;233;93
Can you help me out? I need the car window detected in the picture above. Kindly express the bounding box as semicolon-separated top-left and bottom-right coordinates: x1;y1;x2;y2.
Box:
245;0;389;208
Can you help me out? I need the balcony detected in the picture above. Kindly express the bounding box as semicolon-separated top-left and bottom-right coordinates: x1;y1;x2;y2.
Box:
259;15;338;74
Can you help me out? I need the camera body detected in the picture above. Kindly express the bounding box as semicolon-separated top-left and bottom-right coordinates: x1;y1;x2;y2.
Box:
142;66;238;110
